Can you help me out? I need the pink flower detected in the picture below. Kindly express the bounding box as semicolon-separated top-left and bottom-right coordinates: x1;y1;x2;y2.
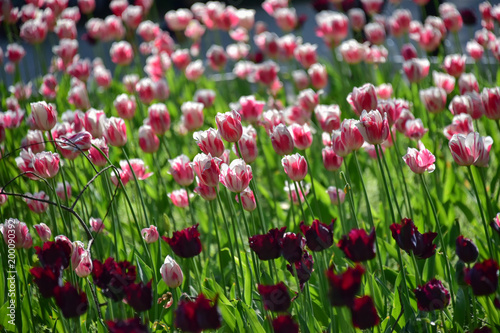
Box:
160;255;183;288
364;22;386;45
235;130;258;164
347;84;378;116
165;8;192;31
68;84;90;110
262;0;288;16
278;34;300;59
113;94;136;120
292;70;310;90
466;40;484;60
339;39;366;64
294;43;318;69
270;123;295;156
171;49;191;71
361;0;384;15
238;96;265;123
169;155;194;187
254;32;279;57
442;7;462;32
443;114;474;140
104;117;127;147
449;132;482;166
216;110;243;143
147;103;171;135
298;88;320;113
219;159;253;193
185;60;205;81
315;104;341;133
30;101;57;131
395;107;414;133
206;45;227;71
193;177;217;201
89;217;104;233
235;187;256;211
55;19;76;39
418;25;442;52
169;189;189;208
122;5;143;29
180;102;203;132
78;0;96;14
121;159;153;180
282;153;308;181
88;138;109;167
254;60;280;86
341;119;365;151
237;8;256;30
403;143;436;174
356;110;389;145
34;223;52;242
458;73;479;95
0;218;33;249
331;130;351;157
376;84;393;100
40;74;58;100
401;43;418;61
21;130;45;153
274;7;298;32
289;123;313;150
137;20;160;42
32;151;60;179
432;71;456;94
136;78;156;105
193;89;216;108
308;63;328;90
185;19;206;40
6;43;26;63
348;8;366;31
443;54;466;78
481;87;500;120
141;225;159;243
67;59;91;81
191;153;221;187
420;87;447;113
326;186;345;205
403;58;430;83
74;248;92;278
449;93;484;120
56;181;72;200
285;181;310;205
322;146;343;171
194;128;225;158
25;191;49;214
315;11;349;46
475;135;494;167
138;124;159;153
93;66;112;88
404;118;428;141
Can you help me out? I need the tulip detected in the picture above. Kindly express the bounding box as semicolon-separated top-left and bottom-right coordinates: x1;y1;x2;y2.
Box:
32;151;60;179
104;117;127;147
286;251;314;288
141;225;159;244
185;60;205;81
138;124;160;153
402;144;436;174
174;293;221;332
238;95;265;123
0;218;33;249
456;235;479;263
274;7;298;32
216;110;243;143
280;232;305;263
235;187;256;212
84;108;106;138
21;130;45;153
206;45;227;71
124;280;152;312
326;186;346;205
339;39;366;64
35;238;72;270
390;218;437;259
135;78;156;105
326;264;365;306
282;153;308;181
448;132;482;166
420;87;447;113
338;228;376;262
466;40;484;60
341;119;365;151
169;155;194;187
458;73;479;95
272;315;299;333
55;181;71;200
168;189;189;208
88;138;109;167
364;22;386;45
25;191;50;213
350;296;380;329
403;58;430;83
322;147;343;171
89;217;104;233
315;11;349;46
181;101;204;132
75;249;92;278
315;104;341;133
443;114;474;140
249;227;287;261
376;84;393;99
432;71;456;94
356;110;389;145
443;54;466;78
348;8;366;31
171;49;191;70
289;123;313;150
193;89;216;108
30;266;61;298
160;255;183;288
193;128;225;158
53;283;88;318
92;258;136;301
481;87;500;120
219;159;253;193
297;88;320;112
300;219;334;252
30;101;58;131
414;278;451;311
162;224;202;258
191;153;221;187
34;223;51;242
292;70;310;90
258;282;291;312
113;94;136;120
254;60;280;86
294;43;318;69
270;124;294;156
347;84;377;117
465;259;499;296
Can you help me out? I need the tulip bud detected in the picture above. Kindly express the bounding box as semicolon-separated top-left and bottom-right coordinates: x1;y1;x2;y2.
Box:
32;151;60;179
347;84;378;116
89;217;104;233
114;94;136;120
270;124;294;156
141;225;159;243
168;189;189;208
326;186;346;205
88;138;109;167
219;159;253;193
56;181;72;200
216;110;243;143
104;117;127;147
181;102;204;132
34;223;52;242
1;218;33;249
169;155;194;187
30;101;58;131
235;187;256;212
282;153;307;181
160;255;183;288
322;147;343;171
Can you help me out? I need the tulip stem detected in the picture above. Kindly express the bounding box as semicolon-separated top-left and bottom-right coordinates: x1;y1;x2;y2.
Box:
390;130;413;217
419;174;456;311
466;167;495;261
303;149;321;221
185;186;196;226
250;179;269;235
19;251;35;332
380;148;403;219
478;167;495;220
341;162;360;229
333;172;347;235
293;181;307;222
238;192;260;287
410;252;422;287
298;181;315;220
287;182;297;231
209;200;227;290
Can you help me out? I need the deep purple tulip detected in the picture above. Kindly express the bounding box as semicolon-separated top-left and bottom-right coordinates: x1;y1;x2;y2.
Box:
456;235;479;263
338;228;376;262
92;258;137;301
287;251;314;288
280;232;305;263
299;219;335;251
465;259;499;296
249;227;286;260
35;239;72;271
413;231;438;259
258;282;291;312
175;293;222;332
473;328;492;333
162;224;202;258
414;278;451;311
272;315;299;333
107;318;149;333
350;296;380;330
326;264;365;307
125;280;153;312
53;282;88;318
390;218;437;259
30;266;62;298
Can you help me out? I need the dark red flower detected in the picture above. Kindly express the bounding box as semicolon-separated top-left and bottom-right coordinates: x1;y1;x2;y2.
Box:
272;315;299;333
350;296;380;330
460;8;477;26
53;282;88;318
35;239;72;271
107;318;149;333
326;264;365;307
465;259;499;296
473;328;492;333
175;293;221;332
413;231;437;259
456;235;479;263
312;0;329;12
300;219;335;252
390;218;437;259
258;282;291;312
287;251;314;289
125;280;153;312
30;266;62;298
92;257;137;301
162;224;202;258
338;228;376;262
249;227;286;261
414;278;450;311
280;232;305;263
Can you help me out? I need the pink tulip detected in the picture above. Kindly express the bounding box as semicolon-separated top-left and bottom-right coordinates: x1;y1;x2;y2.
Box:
348;8;366;31
30;101;57;131
239;96;265;123
34;223;52;242
193;89;216;108
274;7;297;32
315;104;341;133
6;43;26;63
458;73;479;95
418;25;442;52
120;159;153;180
297;88;320;113
322;146;343;171
404;119;428;141
292;70;310;90
356;110;389;145
141;225;159;243
481;87;500;120
147;103;171;135
331;130;351;157
32;151;60;179
443;114;474;140
136;78;156;105
192;153;221;187
442;7;462;32
122;5;143;29
54;19;76;39
376;84;393;100
315;11;349;46
443;54;466;78
194;128;225;158
138;124;160;153
185;60;205;81
216;110;243;143
169;189;189;208
171;49;191;71
270;124;294;156
361;0;384;15
169;155;195;187
21;130;45;153
294;43;318;69
84;108;106;138
206;45;227;71
56;181;71;200
89;217;105;233
403;58;430;83
235;130;258;164
75;249;92;278
25;191;49;214
466;40;484;60
308;63;328;89
364;22;386;45
104;117;127;147
113;94;136;120
253;60;280;86
78;0;95;14
401;43;418;61
193;177;217;201
88;138;109;167
160;255;183;288
420;87;447;113
403;143;436;174
181;102;204;132
254;32;279;58
339;39;366;64
449;132;482;166
326;186;345;205
347;84;378;116
432;71;456;94
282;153;308;181
289;123;313;150
278;34;301;60
0;218;33;249
235;187;257;211
341;119;365;151
219;159;253;193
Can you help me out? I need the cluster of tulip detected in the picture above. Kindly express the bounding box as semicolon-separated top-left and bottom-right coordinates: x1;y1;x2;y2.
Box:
1;0;500;332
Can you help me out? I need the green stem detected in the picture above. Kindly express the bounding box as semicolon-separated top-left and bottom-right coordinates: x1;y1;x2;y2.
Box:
342;161;360;229
209;200;227;290
380;147;403;219
478;167;495;220
298;181;315;220
19;251;35;332
293;181;307;222
303;149;321;221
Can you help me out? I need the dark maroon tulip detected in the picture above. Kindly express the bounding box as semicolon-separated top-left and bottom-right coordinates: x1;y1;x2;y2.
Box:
300;219;335;252
162;224;202;258
287;251;314;288
350;296;380;330
107;318;149;333
30;266;62;298
413;231;437;259
390;218;418;253
272;315;299;333
249;227;286;260
280;232;305;263
338;228;376;262
495;297;500;309
175;293;221;332
456;235;479;263
460;8;476;26
326;264;365;307
125;280;153;312
35;239;72;271
92;258;137;301
53;282;88;318
258;282;291;312
414;278;450;311
473;328;492;333
465;259;499;296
